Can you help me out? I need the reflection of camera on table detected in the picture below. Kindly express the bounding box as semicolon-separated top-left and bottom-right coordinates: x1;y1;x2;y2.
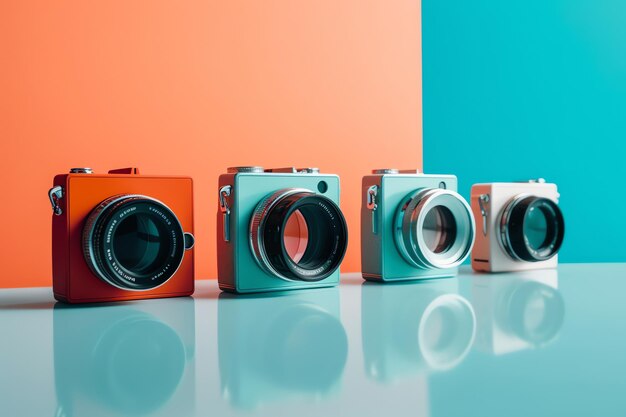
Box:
53;297;195;417
218;287;347;409
361;279;475;383
471;269;565;355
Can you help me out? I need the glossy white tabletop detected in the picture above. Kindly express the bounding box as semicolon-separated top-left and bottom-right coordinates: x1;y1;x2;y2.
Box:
1;264;625;417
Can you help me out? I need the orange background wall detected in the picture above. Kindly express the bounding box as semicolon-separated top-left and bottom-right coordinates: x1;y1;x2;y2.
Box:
0;0;422;288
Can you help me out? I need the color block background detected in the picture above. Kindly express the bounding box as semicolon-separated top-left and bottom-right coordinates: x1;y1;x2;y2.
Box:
423;0;626;263
0;0;422;288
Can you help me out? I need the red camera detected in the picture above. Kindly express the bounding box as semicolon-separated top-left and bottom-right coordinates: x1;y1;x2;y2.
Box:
50;167;195;303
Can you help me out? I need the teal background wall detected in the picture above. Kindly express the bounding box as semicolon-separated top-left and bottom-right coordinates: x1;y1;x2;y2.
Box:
423;0;626;262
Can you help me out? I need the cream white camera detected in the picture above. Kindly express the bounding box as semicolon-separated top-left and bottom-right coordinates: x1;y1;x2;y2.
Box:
471;179;564;272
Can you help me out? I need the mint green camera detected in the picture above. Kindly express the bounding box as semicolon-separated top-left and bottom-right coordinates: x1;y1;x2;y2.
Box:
361;169;475;282
217;167;348;293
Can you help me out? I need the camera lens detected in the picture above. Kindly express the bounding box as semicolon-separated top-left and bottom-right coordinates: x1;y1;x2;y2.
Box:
250;189;348;282
500;196;564;262
422;205;457;254
83;195;186;290
395;189;475;270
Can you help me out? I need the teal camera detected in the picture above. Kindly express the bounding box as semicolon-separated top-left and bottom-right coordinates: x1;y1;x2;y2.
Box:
361;169;475;282
217;167;348;293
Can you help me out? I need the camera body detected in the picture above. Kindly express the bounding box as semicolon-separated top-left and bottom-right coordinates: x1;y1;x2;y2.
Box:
218;288;347;409
50;167;195;303
471;180;564;273
361;169;475;282
217;167;348;294
471;269;564;355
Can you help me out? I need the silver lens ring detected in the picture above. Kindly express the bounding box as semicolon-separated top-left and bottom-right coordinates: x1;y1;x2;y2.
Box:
82;194;187;291
250;188;312;281
499;194;529;261
395;188;475;269
249;188;348;282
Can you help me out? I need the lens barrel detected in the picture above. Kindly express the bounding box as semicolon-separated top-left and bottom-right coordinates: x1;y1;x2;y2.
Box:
499;195;564;262
83;195;186;291
250;189;348;282
395;188;475;270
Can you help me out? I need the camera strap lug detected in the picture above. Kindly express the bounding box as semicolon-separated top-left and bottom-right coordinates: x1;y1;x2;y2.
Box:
219;185;232;242
478;194;490;236
367;185;379;234
48;186;64;216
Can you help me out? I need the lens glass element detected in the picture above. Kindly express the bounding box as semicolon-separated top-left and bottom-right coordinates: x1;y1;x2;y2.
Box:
113;213;170;275
422;205;457;254
283;209;309;264
524;206;549;250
